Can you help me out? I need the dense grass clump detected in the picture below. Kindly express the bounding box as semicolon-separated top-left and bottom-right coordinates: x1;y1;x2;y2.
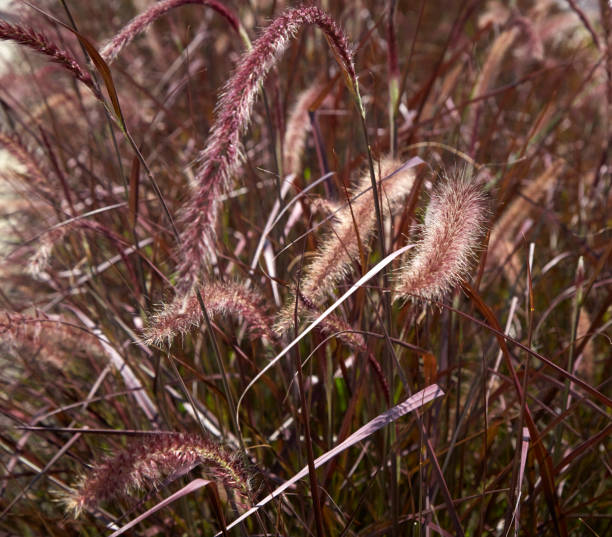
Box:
0;1;610;536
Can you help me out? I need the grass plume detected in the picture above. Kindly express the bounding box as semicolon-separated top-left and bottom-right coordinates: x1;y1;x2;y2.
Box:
144;280;275;345
276;158;416;334
0;20;100;99
487;160;563;282
0;133;50;191
63;432;250;517
395;168;486;302
100;0;242;64
176;5;356;285
283;82;328;179
0;311;103;368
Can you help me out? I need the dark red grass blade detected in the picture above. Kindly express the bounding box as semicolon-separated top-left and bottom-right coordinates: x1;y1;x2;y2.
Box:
218;384;444;536
418;418;465;537
554;424;612;474
76;33;124;123
464;284;567;537
450;291;611;410
128;155;140;228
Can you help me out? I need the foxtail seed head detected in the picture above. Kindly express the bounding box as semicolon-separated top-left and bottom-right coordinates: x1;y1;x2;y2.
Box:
394;168;486;303
63;432;250;517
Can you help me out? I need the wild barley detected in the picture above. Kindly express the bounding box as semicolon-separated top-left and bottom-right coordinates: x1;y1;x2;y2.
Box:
176;6;356;286
394;169;486;303
144;280;275;345
0;21;101;100
63;432;250;517
276;158;416;334
100;0;242;64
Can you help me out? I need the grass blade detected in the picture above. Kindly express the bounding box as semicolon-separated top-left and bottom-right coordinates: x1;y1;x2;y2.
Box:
218;384;444;536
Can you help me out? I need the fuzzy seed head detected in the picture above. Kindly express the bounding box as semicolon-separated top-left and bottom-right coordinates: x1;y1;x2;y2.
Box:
63;432;250;517
283;82;330;178
0;21;100;99
276;158;416;334
394;169;486;303
144;280;275;345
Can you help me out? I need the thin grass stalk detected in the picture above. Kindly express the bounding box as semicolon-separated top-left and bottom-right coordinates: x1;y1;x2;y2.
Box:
352;95;398;468
566;0;601;49
56;0;129;200
556;256;585;458
463;284;567;536
505;248;536;534
370;8;402;513
288;217;326;537
292;284;325;537
194;289;245;453
387;0;399;158
218;385;444;536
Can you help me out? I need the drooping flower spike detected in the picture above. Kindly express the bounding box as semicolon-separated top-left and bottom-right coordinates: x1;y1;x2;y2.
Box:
176;6;357;287
394;169;486;303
